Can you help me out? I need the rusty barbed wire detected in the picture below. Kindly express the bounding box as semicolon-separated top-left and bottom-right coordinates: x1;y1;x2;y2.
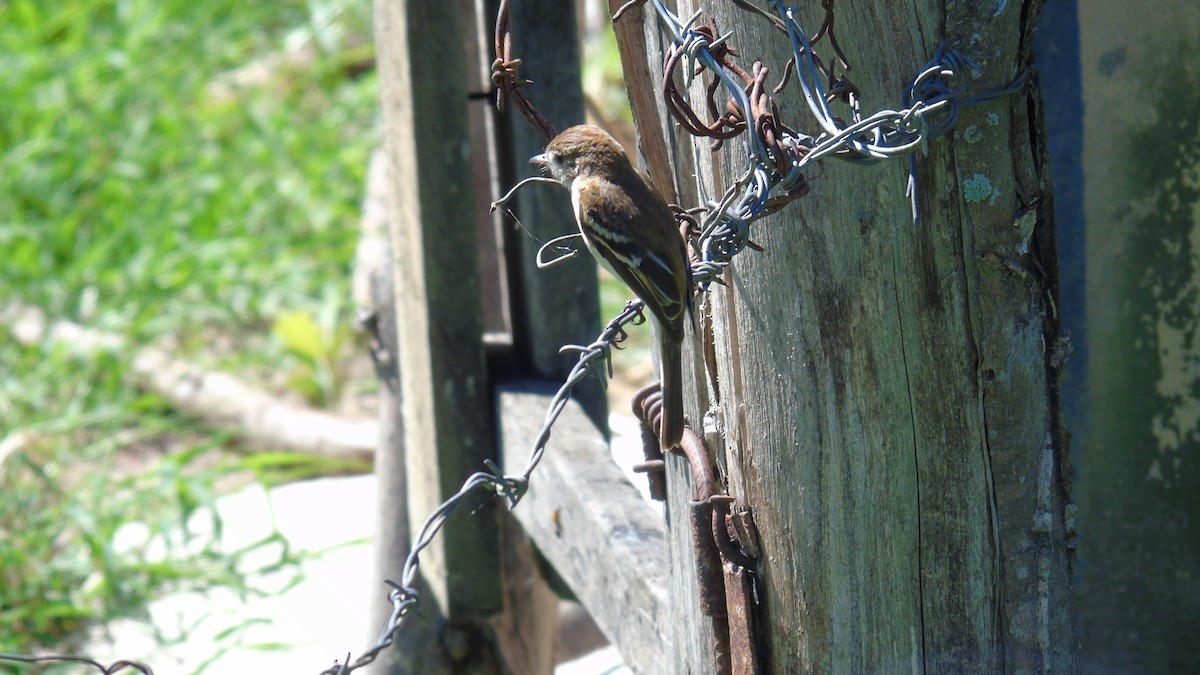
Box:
492;0;557;141
632;0;1024;287
663;18;748;145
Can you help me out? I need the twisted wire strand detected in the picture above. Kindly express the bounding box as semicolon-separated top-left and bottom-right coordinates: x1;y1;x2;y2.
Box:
320;302;646;674
648;0;1008;283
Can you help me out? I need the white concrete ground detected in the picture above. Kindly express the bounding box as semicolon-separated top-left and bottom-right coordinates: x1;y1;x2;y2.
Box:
86;416;650;673
87;475;380;672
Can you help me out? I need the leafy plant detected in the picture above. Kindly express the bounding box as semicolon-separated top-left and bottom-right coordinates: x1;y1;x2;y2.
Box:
272;285;354;407
0;343;295;657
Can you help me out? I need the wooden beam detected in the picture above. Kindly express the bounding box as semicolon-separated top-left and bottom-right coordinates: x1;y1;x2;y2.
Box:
376;0;500;619
497;381;672;675
1076;0;1200;670
607;0;680;203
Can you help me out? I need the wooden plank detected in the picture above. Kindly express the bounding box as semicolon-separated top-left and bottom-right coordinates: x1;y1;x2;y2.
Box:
607;0;679;203
376;0;500;619
497;381;672;675
608;3;722;670
488;512;561;675
363;221;450;675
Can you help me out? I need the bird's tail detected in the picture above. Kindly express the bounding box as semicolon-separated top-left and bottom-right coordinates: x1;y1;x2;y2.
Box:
658;335;684;451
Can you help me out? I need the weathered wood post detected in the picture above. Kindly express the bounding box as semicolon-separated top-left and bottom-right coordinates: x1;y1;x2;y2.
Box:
371;0;509;671
369;0;599;672
612;1;1076;670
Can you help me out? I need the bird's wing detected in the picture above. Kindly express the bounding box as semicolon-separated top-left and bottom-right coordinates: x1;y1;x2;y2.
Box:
573;178;690;335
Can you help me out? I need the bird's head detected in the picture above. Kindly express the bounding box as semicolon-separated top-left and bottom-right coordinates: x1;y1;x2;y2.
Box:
531;125;630;186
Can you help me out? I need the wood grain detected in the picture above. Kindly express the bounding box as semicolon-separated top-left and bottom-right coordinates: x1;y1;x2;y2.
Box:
376;0;500;619
498;381;672;675
614;0;1075;670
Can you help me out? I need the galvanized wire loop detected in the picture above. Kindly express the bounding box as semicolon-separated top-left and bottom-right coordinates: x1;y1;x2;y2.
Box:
640;0;1022;289
536;233;583;269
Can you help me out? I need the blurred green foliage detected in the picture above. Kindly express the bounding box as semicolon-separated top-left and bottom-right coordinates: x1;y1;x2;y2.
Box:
272;285;353;407
0;0;375;340
581;16;633;126
0;0;376;659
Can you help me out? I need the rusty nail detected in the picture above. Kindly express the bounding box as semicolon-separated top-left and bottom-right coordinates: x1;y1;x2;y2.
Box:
631;382;669;499
724;564;760;675
710;495;756;569
632;460;667;501
690;499;727;618
726;507;762;561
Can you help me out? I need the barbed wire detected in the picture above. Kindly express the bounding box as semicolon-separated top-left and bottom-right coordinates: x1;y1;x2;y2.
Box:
0;653;154;674
492;0;557;140
640;0;1025;286
318;301;647;674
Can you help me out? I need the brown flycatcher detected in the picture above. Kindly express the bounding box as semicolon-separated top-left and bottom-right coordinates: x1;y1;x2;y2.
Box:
532;125;691;450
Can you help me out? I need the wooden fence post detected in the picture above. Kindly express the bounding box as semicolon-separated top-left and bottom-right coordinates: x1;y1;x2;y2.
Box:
370;0;597;672
376;0;499;623
612;1;1076;671
498;0;608;426
370;1;512;672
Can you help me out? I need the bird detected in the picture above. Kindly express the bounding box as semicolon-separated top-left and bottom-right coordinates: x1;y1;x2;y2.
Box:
531;125;691;451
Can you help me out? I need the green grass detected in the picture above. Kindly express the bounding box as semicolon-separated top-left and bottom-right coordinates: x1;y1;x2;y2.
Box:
0;0;375;344
0;0;377;659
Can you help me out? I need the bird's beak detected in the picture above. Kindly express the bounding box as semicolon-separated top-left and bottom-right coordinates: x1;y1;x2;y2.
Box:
529;152;548;168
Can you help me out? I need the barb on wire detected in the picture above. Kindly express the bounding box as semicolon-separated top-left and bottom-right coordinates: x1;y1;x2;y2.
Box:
662;15;747;147
492;0;557;140
321;301;646;674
